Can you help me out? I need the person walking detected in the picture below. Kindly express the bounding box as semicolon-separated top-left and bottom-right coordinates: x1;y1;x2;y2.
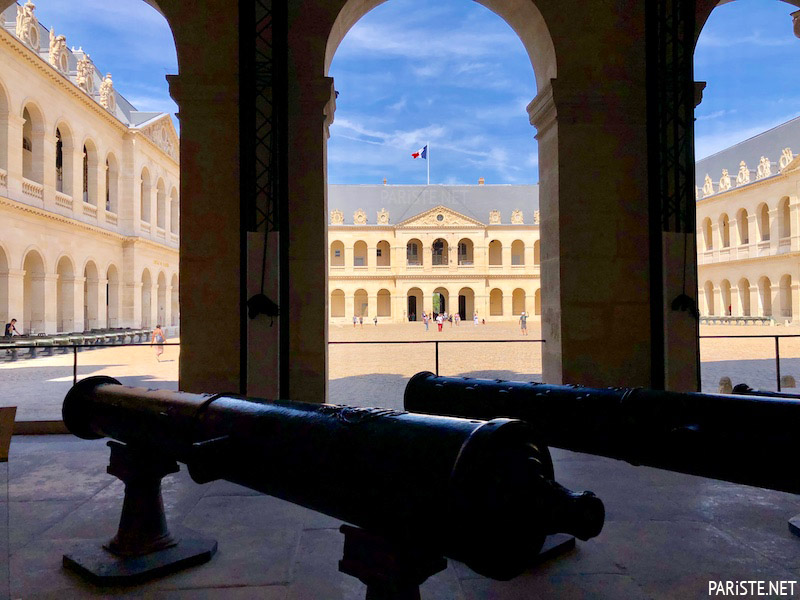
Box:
473;311;479;326
359;315;364;327
4;319;19;338
519;311;528;335
353;315;358;328
436;313;444;332
454;313;460;326
423;313;429;331
151;324;166;361
373;316;378;326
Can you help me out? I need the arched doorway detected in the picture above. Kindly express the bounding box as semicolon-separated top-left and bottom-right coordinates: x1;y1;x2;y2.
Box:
330;289;345;318
22;250;46;334
377;289;391;317
432;239;448;266
107;265;120;328
407;287;422;321
432;288;448;317
141;269;152;327
738;278;751;317
56;256;75;332
458;287;475;321
758;276;772;317
780;274;792;320
512;288;526;315
157;271;167;326
534;288;541;315
84;261;99;330
354;289;368;317
489;288;503;316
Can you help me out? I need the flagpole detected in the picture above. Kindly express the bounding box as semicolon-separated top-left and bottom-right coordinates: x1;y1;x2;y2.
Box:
427;141;430;186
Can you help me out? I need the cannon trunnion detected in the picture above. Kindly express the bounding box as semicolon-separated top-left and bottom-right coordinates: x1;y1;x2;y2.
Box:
61;376;604;591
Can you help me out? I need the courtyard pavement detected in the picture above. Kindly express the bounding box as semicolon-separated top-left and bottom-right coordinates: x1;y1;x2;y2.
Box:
4;321;800;598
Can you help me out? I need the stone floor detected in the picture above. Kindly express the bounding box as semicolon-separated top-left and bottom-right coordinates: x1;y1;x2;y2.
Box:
4;436;800;599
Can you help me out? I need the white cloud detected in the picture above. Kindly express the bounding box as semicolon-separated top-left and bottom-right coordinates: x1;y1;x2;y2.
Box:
697;31;793;49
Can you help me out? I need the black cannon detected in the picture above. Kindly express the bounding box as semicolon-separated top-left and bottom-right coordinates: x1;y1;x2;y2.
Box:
404;372;800;495
61;376;604;591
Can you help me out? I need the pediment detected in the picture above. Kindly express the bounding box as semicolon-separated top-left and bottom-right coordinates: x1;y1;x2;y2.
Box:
398;205;483;227
136;115;179;162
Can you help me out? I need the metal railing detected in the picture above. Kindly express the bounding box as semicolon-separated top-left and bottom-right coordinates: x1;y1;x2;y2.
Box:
329;339;544;376
699;334;800;391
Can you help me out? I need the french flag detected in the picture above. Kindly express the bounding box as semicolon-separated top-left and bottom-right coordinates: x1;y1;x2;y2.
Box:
411;145;427;159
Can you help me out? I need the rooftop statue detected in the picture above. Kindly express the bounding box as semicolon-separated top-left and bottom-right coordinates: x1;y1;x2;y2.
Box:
736;161;750;186
76;54;95;95
719;169;731;192
756;156;772;180
48;28;68;73
702;174;714;197
100;73;115;112
15;0;40;50
780;147;794;170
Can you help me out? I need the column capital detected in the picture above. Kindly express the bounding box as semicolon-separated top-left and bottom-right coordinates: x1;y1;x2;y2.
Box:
5;269;25;279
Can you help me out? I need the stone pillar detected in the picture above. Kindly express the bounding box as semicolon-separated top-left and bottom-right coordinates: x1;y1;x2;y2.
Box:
5;114;25;199
712;287;722;317
367;294;377;321
344;294;354;323
123;282;142;329
149;283;159;327
42;133;58;211
750;285;760;317
771;284;781;319
5;269;24;327
710;222;719;261
344;245;354;270
502;290;513;319
164;284;173;331
422;238;432;271
42;274;58;333
501;245;511;268
791;196;800;252
368;247;377;273
97;279;108;328
529;79;654;387
730;285;740;317
748;214;758;250
792;282;800;323
769;208;780;252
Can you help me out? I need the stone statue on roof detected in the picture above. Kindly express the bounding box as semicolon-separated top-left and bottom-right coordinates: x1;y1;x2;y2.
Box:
780;148;794;170
49;28;68;73
100;74;115;112
76;54;95;94
330;209;343;225
736;161;750;186
702;174;714;197
756;156;772;180
719;169;731;192
511;210;524;224
16;1;40;50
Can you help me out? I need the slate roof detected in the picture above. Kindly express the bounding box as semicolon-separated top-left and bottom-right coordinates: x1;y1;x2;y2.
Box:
328;184;539;225
695;115;800;193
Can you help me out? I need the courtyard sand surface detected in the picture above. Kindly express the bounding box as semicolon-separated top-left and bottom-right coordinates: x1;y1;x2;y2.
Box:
2;322;800;421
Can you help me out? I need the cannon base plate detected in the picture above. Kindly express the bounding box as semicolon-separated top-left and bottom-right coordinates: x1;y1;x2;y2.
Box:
63;532;217;586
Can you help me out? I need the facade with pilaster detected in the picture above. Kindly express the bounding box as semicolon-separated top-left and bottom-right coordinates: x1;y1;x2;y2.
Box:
0;3;179;334
328;184;540;323
696;116;800;323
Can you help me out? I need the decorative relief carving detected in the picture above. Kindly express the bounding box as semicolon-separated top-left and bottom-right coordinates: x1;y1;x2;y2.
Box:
76;54;95;94
489;210;501;224
511;209;524;224
99;73;115;112
780;147;794;169
140;121;178;162
719;169;731;192
377;208;389;224
534;210;540;225
756;156;772;179
353;209;367;225
48;28;68;73
702;174;714;197
330;209;343;225
736;161;750;186
15;1;39;49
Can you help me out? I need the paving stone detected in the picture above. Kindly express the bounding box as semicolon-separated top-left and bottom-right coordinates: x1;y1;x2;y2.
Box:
8;500;81;552
461;573;649;600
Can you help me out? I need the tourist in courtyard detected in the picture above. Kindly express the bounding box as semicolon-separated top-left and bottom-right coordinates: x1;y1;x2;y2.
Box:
151;324;166;361
4;319;19;338
373;316;378;326
423;312;429;331
519;311;528;335
436;313;444;332
454;313;460;326
473;311;479;326
353;315;357;328
359;315;364;327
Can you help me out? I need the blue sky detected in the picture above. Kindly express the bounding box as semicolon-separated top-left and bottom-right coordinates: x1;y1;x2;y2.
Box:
19;0;800;179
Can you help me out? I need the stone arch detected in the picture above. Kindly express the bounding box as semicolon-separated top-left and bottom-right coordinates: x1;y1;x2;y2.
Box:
406;239;422;266
157;271;167;326
56;255;75;332
0;78;8;171
377;288;391;317
720;279;732;317
457;287;475;321
156;178;167;229
0;244;8;326
432;238;448;266
512;288;526;315
702;217;713;251
21;102;46;184
758;276;772;317
757;203;770;242
106;152;119;213
330;240;345;266
488;240;502;265
107;264;121;328
779;197;791;239
353;240;368;267
83;260;100;329
81;138;99;205
141;268;152;327
406;287;423;320
140;167;152;223
330;288;345;318
780;274;792;319
457;238;474;265
432;286;449;315
511;240;525;265
54;120;75;196
719;213;730;248
170;273;179;326
22;249;46;333
534;288;541;315
738;277;751;317
170;186;179;233
533;239;540;266
737;208;749;244
376;240;390;267
702;280;714;316
354;288;368;317
489;288;503;316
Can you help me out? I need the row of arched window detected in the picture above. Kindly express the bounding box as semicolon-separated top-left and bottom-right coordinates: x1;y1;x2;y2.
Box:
330;239;541;267
3;91;178;234
701;274;793;319
330;287;542;318
700;197;791;252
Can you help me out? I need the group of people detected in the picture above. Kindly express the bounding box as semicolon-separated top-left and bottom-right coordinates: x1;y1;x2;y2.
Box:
352;315;379;327
417;310;529;334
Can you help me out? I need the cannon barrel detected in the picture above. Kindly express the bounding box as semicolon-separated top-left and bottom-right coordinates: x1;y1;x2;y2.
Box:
404;372;800;494
63;376;604;581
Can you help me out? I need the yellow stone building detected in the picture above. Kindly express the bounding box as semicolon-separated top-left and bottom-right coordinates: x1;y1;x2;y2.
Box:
696;117;800;324
0;2;179;334
327;183;540;323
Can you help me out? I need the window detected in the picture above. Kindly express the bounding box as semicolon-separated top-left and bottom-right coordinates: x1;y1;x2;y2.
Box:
377;248;382;257
23;137;31;151
334;249;341;257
